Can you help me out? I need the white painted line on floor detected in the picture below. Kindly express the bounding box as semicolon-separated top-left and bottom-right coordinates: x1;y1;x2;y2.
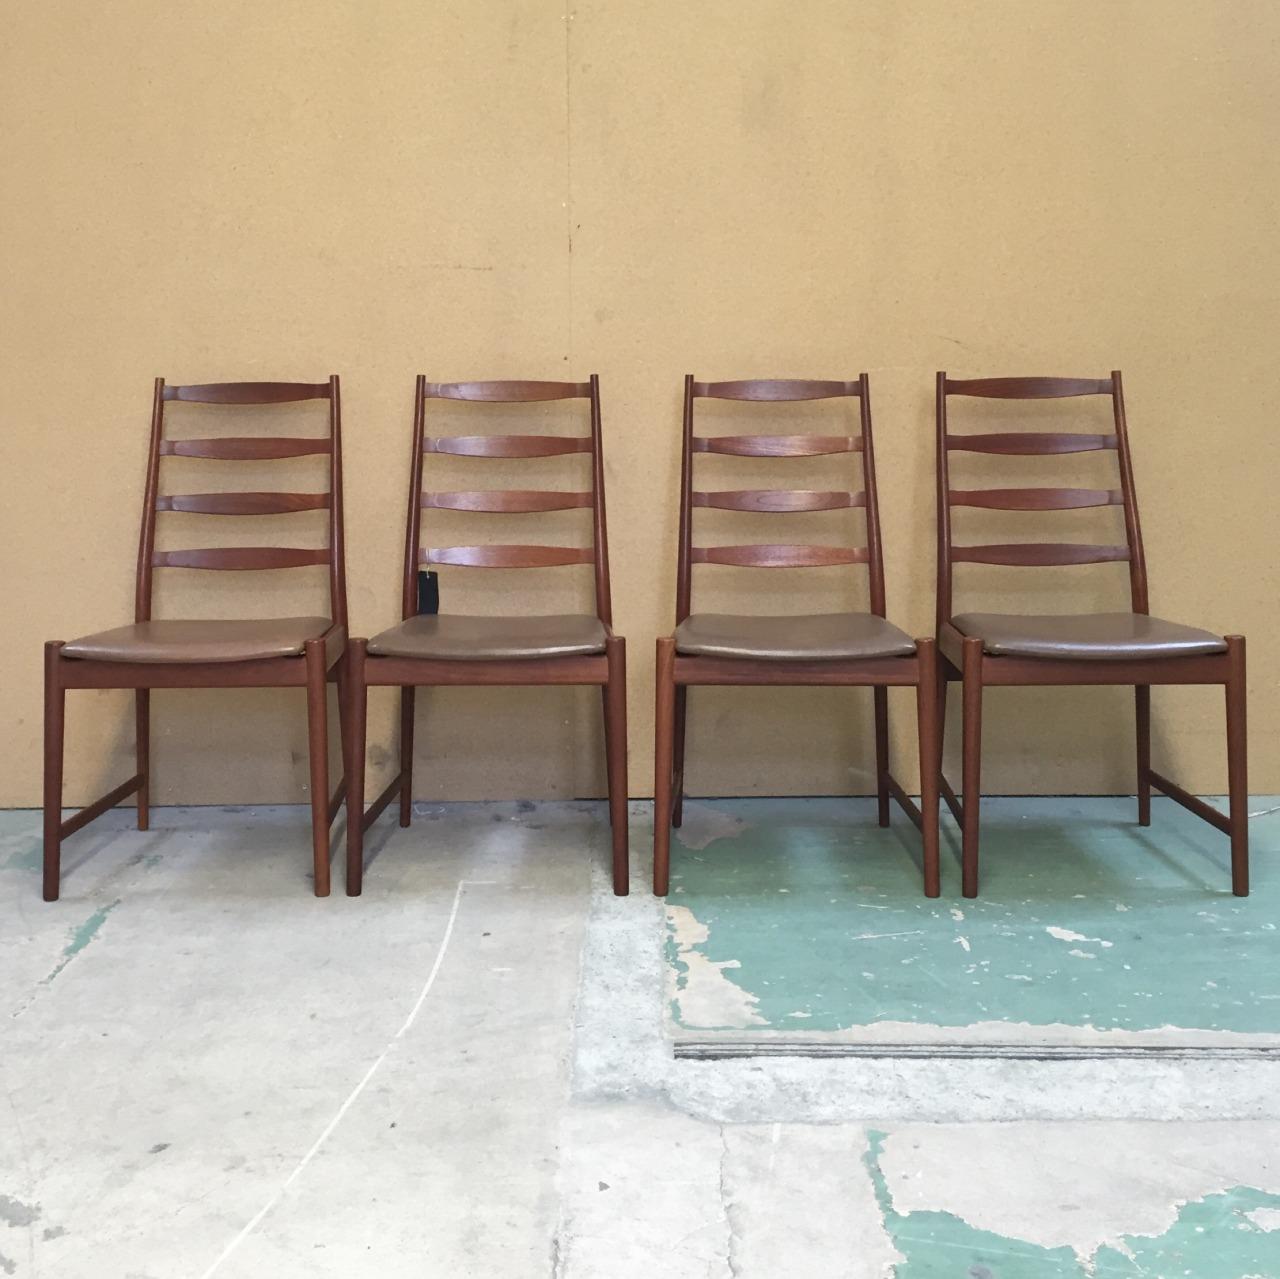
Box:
197;878;496;1279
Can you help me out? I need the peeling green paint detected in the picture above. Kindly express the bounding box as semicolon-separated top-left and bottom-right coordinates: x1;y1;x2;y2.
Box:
862;1129;1280;1276
42;900;121;985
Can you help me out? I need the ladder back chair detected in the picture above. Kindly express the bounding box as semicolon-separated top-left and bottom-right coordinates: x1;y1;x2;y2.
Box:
936;371;1247;897
44;377;348;899
345;376;627;896
653;375;940;896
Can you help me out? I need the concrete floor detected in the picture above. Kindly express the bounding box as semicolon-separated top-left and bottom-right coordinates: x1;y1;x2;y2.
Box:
2;800;1280;1277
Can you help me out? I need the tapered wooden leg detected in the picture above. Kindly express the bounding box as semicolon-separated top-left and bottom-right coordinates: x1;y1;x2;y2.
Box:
398;687;415;827
135;689;150;831
334;651;350;809
346;640;368;897
1225;635;1248;896
672;687;688;828
43;642;66;902
874;685;891;827
916;640;941;898
304;639;331;897
653;637;676;895
960;636;983;898
1135;684;1151;826
604;636;629;896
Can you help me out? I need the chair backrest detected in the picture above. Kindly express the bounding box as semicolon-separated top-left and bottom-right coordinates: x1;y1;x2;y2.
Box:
676;376;886;623
935;371;1148;628
135;377;346;625
402;377;613;624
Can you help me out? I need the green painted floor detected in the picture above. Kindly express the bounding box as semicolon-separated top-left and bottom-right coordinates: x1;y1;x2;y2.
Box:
666;796;1280;1046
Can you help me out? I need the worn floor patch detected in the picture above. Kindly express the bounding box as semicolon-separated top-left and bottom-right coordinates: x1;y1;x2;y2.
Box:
666;797;1280;1049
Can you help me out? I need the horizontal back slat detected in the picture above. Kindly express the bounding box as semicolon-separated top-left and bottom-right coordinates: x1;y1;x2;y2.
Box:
164;382;331;404
693;379;859;401
693;489;865;513
156;492;330;515
424;435;592;458
951;542;1130;566
425;380;590;402
423;490;592;513
949;487;1122;511
693;434;861;457
944;376;1112;399
159;437;332;460
421;544;594;568
945;432;1117;455
691;544;869;568
152;547;330;570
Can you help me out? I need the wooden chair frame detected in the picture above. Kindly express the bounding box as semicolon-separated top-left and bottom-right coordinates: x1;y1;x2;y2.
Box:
653;375;940;896
345;376;628;896
44;377;348;899
936;371;1247;897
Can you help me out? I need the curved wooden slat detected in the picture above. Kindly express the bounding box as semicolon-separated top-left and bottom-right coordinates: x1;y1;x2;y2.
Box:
424;380;590;402
944;376;1112;399
948;487;1122;510
951;542;1130;566
164;382;331;404
693;379;858;401
421;544;594;568
423;490;592;513
424;435;592;458
693;434;861;457
156;492;331;514
693;489;865;512
152;547;330;569
944;432;1117;455
159;437;332;459
691;544;868;567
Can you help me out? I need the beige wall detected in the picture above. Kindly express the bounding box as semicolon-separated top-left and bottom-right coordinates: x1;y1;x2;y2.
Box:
3;0;1278;808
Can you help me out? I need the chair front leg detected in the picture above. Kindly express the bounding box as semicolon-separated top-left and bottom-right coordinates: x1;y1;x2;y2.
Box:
672;687;688;828
304;638;332;897
915;640;941;898
961;636;984;898
1135;684;1151;826
1225;635;1248;897
874;686;891;827
604;636;629;896
653;637;676;895
345;640;369;896
43;642;66;902
398;687;415;827
135;689;150;832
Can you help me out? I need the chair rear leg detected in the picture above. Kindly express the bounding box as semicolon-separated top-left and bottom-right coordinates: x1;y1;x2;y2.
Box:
304;639;331;897
916;640;941;898
874;686;891;827
961;636;984;898
135;690;150;832
399;687;415;827
672;687;688;828
43;642;66;902
346;640;368;896
1135;684;1151;826
604;637;629;896
653;637;676;895
1225;635;1248;896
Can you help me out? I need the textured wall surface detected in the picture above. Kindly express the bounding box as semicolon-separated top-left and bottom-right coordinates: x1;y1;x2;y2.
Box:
3;0;1278;805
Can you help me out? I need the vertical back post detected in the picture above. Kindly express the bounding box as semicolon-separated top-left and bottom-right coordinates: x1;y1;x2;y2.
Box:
676;374;695;623
860;373;887;617
402;375;428;620
589;374;613;627
1110;370;1150;613
134;377;165;623
328;374;348;627
935;371;954;628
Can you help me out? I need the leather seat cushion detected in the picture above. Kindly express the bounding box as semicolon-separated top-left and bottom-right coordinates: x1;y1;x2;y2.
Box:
367;614;608;661
60;617;333;664
675;612;916;661
951;612;1227;661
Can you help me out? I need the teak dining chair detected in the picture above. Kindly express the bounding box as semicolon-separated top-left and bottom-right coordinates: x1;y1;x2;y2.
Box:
653;376;940;896
44;378;348;899
345;376;628;896
936;371;1247;897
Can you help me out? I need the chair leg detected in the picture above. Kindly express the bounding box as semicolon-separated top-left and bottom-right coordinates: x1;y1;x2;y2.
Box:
1225;635;1248;897
916;640;941;898
1135;684;1151;826
874;685;891;827
398;687;415;827
346;640;368;897
604;636;629;896
43;642;66;902
135;689;150;832
961;636;984;898
304;638;331;898
672;687;688;828
653;637;676;895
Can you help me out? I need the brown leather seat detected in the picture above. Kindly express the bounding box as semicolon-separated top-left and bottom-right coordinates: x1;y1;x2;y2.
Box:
951;611;1227;661
675;612;916;661
367;613;608;661
60;617;334;664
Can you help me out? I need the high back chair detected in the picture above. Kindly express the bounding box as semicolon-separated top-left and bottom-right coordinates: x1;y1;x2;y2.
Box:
653;376;940;896
344;376;628;895
935;371;1247;897
44;378;348;899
